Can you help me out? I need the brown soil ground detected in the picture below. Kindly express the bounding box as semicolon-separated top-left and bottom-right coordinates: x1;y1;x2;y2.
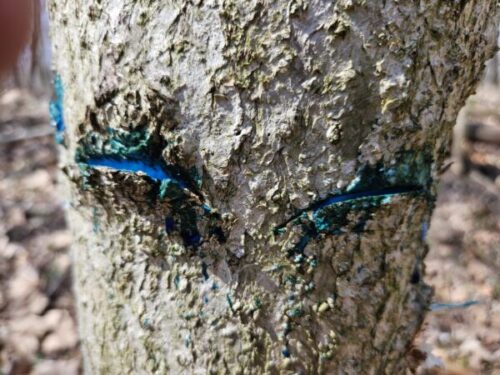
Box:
417;87;500;375
0;87;498;375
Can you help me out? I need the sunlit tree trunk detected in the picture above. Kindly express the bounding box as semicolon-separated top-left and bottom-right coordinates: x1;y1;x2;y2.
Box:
48;1;497;374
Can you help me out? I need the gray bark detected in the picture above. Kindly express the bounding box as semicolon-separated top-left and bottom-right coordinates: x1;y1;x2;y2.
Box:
48;1;497;374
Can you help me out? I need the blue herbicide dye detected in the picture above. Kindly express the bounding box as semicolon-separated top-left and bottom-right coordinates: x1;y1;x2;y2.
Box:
410;266;422;284
282;347;291;358
92;207;100;233
226;294;235;312
76;128;224;249
312;186;420;211
49;74;65;144
311;186;421;232
275;151;432;262
421;221;429;241
182;229;202;247
174;274;181;289
86;157;185;186
165;216;176;234
276;185;422;241
201;262;209;280
430;300;480;312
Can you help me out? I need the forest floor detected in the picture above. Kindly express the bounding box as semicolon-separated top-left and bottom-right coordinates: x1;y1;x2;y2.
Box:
417;86;500;375
0;88;499;375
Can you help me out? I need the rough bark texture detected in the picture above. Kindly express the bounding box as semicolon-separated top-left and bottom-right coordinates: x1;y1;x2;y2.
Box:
48;1;497;374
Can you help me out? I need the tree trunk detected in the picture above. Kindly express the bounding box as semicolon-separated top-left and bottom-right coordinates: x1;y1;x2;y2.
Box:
48;1;497;374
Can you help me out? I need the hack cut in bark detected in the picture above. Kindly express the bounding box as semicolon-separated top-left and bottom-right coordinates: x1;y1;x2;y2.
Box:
48;1;497;374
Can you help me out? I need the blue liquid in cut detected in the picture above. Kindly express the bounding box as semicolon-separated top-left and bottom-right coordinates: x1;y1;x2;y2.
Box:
86;157;185;187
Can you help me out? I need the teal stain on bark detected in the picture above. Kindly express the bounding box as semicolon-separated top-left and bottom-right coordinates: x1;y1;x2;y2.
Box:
347;151;432;193
276;151;432;259
174;274;181;289
86;157;184;185
76;128;224;248
92;207;100;233
311;186;420;233
430;300;480;311
49;74;66;144
286;306;304;318
226;294;235;312
421;222;429;241
282;347;291;358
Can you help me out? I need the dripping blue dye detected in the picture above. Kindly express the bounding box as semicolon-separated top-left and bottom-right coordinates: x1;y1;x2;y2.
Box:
277;185;423;259
410;269;421;284
92;207;100;233
312;186;420;212
226;294;234;311
86;157;183;184
83;156;224;249
421;221;429;241
209;226;227;243
430;300;480;312
294;235;311;253
165;216;175;234
49;74;65;143
277;185;421;232
184;335;192;348
282;347;291;358
201;262;209;280
182;230;201;247
142;318;152;329
78;128;229;249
